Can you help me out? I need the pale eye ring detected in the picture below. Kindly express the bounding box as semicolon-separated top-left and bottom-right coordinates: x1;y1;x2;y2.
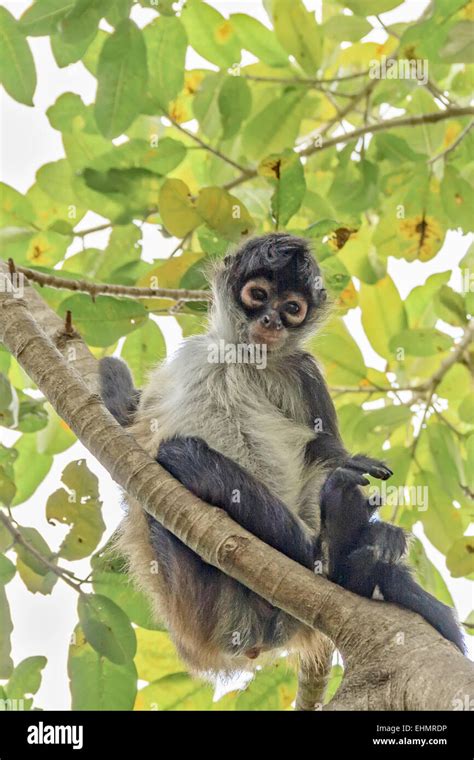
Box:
240;279;271;308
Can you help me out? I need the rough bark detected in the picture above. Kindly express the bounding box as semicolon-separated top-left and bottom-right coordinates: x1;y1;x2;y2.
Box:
0;267;473;711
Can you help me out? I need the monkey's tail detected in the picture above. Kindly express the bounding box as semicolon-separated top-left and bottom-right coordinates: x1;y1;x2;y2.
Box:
99;357;141;427
376;561;465;653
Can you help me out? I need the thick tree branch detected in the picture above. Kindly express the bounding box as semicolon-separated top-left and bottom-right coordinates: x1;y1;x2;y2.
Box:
0;273;472;711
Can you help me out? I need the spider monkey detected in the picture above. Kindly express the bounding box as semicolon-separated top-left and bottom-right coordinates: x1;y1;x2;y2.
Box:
100;233;464;685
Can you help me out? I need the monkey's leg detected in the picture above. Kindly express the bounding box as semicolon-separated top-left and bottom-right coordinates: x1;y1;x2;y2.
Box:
157;436;316;568
320;467;405;583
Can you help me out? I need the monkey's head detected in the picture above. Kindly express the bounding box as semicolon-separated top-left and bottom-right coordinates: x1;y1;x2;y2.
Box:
211;233;327;353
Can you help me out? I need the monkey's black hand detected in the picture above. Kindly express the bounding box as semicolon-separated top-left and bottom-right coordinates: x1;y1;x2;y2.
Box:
365;521;407;563
344;454;392;481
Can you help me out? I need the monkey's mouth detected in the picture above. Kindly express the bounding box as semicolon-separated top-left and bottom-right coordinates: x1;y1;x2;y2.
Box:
248;325;287;349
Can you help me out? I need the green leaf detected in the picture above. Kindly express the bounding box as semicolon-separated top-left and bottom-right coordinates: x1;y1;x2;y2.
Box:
181;0;240;69
388;328;453;357
359;276;408;361
0;586;13;678
0;554;15;586
78;593;137;665
309;317;367;386
159;178;201;237
446;537;474;578
91;545;161;630
0;7;37;106
231;14;288;67
418;472;465;554
36;404;76;455
57;295;148;347
196;187;254;241
0;182;34;227
259;151;306;226
459;394;474;424
95;19;148;138
51;27;97;67
236;664;297;710
46;460;105;561
405;271;451;328
408;537;454;606
68;625;137;710
340;0;401;14
12;435;53;506
439;21;474;63
426;424;465;502
105;0;132;27
14;527;58;595
121;320;166;387
136;672;214;710
58;0;106;45
272;0;321;75
218;75;252;140
325;664;344;705
134;629;185;682
434;284;468;326
90;137;186;176
242;90;306;161
19;0;74;36
463;610;474;636
143;16;187;108
5;656;46;701
323;14;371;42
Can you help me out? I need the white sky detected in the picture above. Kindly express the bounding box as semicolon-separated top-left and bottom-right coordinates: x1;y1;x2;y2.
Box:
0;0;472;709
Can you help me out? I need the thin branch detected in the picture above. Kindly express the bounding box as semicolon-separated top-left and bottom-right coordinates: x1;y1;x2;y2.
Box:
165;113;252;175
428;119;474;164
8;262;211;302
299;106;474;158
0;512;82;592
223;105;474;192
241;70;370;86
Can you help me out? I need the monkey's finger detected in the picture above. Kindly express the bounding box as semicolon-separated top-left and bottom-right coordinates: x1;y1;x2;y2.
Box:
325;467;369;490
347;455;393;481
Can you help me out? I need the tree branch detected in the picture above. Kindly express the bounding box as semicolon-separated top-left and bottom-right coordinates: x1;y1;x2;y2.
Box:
0;269;472;711
223;106;474;192
8;262;211;303
427;120;474;164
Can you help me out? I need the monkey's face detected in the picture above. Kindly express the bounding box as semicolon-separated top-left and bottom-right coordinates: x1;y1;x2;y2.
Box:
212;233;327;350
239;276;309;350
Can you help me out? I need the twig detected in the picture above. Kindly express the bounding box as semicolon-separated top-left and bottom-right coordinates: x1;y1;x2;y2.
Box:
223;105;474;192
166;113;252;175
0;512;82;593
241;70;370;86
10;263;212;302
428;119;474;164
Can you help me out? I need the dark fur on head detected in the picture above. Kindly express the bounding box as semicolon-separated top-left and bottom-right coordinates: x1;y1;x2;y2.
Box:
210;233;328;349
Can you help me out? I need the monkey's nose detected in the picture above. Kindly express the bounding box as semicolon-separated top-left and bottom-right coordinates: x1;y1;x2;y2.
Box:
260;313;283;330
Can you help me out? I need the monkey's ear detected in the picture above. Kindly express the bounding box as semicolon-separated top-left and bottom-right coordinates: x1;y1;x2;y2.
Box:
223;255;232;267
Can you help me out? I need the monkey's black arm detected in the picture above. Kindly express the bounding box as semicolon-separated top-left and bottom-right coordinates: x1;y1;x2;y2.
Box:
99;357;141;427
296;353;392;480
157;436;316;569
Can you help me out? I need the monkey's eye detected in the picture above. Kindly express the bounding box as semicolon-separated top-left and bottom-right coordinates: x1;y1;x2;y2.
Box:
285;301;300;315
240;279;272;308
250;287;268;302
